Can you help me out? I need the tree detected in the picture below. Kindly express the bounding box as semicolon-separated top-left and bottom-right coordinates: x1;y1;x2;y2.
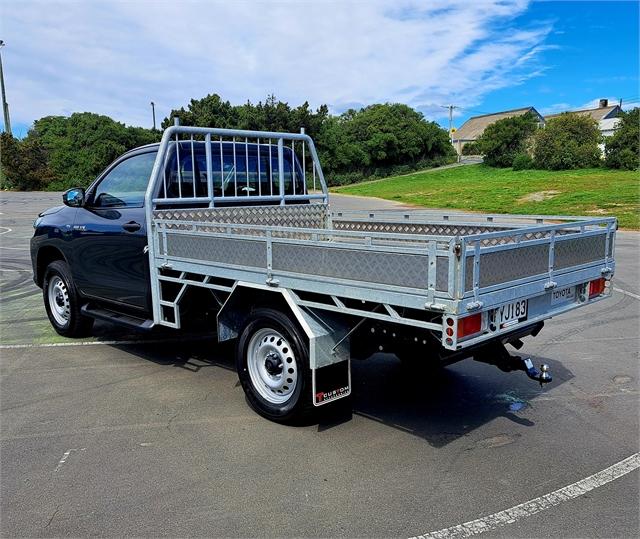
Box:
2;95;455;191
475;112;539;167
533;113;602;170
162;94;329;142
162;94;238;130
28;113;159;189
317;103;455;183
604;108;639;170
163;96;454;185
0;133;56;190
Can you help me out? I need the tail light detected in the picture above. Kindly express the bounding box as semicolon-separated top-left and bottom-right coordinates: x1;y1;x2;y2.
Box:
458;313;482;338
589;278;606;298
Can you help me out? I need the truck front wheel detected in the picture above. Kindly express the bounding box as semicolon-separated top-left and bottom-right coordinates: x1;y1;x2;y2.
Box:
43;260;93;337
236;308;313;423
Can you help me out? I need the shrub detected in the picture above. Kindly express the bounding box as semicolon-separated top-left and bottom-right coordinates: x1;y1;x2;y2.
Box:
533;113;601;170
475;112;539;167
512;153;534;170
461;142;480;155
605;108;639;170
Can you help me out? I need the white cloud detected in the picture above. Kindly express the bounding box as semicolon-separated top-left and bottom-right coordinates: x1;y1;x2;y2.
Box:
3;0;552;128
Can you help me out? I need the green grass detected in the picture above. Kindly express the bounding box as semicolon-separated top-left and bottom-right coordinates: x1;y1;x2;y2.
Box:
332;165;640;229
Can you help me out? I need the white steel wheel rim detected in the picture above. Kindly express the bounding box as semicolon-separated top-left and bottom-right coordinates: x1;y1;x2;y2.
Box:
247;328;298;404
48;275;70;326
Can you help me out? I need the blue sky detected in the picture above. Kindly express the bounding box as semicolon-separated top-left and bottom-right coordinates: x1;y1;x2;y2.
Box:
473;1;639;119
2;0;638;138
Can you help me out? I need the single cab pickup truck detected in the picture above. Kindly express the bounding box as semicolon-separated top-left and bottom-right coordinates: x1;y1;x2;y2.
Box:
31;124;617;423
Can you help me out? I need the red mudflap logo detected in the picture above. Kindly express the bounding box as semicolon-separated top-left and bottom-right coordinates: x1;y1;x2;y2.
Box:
315;386;349;404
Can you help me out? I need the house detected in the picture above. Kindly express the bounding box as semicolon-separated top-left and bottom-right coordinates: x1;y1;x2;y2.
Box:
451;106;545;155
599;117;621;137
544;99;622;137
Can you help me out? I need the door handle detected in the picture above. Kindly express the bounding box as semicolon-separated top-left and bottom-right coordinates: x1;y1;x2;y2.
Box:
122;221;141;232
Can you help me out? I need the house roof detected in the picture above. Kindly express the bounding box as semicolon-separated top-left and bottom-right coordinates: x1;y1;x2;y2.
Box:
544;104;621;122
452;107;542;142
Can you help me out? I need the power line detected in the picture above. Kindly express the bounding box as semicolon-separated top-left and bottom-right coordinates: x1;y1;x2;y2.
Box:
456;106;493;115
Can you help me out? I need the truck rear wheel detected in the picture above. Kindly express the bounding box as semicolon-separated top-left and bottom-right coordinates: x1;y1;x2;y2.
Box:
236;308;313;423
43;260;93;337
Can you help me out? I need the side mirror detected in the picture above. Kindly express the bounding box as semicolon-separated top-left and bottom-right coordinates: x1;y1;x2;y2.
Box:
63;188;85;207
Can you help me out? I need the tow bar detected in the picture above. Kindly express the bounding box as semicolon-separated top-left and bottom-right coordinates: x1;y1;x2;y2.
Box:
519;357;552;386
474;343;552;387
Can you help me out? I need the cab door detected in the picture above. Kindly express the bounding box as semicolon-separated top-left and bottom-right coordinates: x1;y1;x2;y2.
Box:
71;150;157;313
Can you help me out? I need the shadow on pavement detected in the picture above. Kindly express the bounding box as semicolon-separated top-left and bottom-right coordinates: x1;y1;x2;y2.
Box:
326;352;573;447
107;333;573;448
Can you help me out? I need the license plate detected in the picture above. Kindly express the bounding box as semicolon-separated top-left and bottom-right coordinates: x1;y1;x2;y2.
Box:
550;286;576;305
496;299;528;328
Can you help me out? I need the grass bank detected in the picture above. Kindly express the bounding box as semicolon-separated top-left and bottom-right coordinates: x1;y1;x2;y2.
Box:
332;165;639;228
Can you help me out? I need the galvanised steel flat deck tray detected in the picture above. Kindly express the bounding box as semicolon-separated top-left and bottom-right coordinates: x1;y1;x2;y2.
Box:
144;126;616;352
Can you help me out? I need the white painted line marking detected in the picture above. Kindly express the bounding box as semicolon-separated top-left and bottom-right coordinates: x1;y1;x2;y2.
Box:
0;226;12;235
0;246;27;250
0;336;214;350
54;447;86;472
614;287;640;301
411;452;640;539
54;449;73;472
0;268;29;272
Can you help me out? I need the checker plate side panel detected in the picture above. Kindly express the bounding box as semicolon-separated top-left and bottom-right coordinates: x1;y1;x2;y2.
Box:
465;244;550;290
555;235;607;270
272;243;430;290
333;220;576;245
164;233;266;268
154;204;328;229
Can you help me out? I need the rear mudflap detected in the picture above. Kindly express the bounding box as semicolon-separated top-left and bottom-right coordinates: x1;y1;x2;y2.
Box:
312;361;351;406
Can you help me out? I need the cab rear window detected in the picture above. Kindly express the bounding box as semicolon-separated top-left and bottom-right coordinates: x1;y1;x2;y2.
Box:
159;142;304;200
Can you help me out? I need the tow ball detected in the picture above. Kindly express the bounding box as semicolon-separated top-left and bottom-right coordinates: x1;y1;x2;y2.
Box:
474;343;552;387
520;357;552;387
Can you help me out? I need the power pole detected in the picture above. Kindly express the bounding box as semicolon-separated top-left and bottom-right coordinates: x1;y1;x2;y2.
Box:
150;101;156;131
440;104;459;160
0;40;12;135
440;104;458;142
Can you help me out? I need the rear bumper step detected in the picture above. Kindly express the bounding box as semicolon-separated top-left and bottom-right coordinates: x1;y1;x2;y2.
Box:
81;304;154;331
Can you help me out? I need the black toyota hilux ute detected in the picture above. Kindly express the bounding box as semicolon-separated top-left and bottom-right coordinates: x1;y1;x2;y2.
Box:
31;125;616;423
30;139;306;337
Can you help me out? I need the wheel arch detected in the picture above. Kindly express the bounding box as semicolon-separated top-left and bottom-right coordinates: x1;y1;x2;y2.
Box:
217;282;351;370
36;245;68;287
217;283;308;343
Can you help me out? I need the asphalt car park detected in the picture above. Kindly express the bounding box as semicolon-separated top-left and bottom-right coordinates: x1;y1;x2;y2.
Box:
1;191;638;537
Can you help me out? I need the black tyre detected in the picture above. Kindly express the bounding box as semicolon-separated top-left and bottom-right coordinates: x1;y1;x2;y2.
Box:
42;260;93;337
236;308;313;423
